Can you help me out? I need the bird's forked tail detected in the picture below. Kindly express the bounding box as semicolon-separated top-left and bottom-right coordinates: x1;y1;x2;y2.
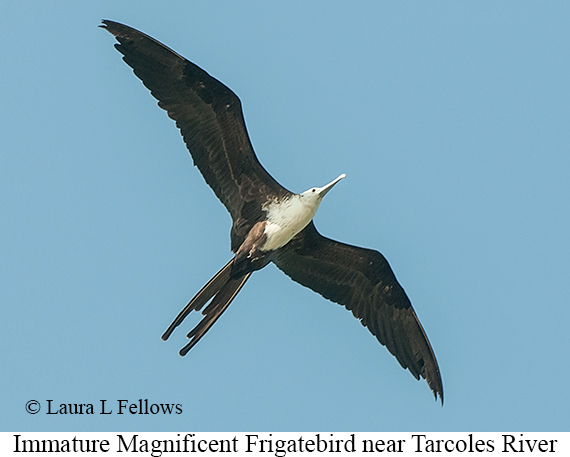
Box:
161;259;252;355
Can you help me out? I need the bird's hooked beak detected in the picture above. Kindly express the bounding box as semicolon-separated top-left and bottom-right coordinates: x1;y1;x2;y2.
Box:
318;173;346;198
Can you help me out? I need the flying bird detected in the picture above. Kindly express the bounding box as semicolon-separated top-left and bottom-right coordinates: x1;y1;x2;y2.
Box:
102;20;443;403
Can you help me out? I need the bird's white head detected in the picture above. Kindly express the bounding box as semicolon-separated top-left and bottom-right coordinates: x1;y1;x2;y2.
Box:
300;173;346;204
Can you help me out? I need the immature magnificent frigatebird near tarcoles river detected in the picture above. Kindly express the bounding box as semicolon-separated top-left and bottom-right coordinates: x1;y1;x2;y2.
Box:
102;20;443;403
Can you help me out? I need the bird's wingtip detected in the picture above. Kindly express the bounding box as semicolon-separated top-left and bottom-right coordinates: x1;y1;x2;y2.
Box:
434;388;444;406
99;19;125;36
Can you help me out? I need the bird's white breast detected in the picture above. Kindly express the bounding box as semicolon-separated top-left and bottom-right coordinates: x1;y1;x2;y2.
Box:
261;196;318;251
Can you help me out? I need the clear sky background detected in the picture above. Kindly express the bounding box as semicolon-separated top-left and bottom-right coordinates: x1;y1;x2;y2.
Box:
2;1;569;432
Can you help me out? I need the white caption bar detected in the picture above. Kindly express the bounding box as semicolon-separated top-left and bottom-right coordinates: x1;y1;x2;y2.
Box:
1;432;568;455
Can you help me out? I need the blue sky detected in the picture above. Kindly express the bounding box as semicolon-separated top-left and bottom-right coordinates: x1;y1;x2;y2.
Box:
2;1;569;431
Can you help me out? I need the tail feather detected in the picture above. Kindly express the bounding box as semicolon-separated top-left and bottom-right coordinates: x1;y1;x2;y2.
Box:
179;273;251;356
161;259;233;342
161;258;252;356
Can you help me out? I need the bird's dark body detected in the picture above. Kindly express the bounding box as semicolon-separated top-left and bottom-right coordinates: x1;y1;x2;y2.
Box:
102;20;444;403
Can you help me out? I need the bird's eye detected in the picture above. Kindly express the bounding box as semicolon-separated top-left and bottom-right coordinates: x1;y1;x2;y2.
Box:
311;189;316;193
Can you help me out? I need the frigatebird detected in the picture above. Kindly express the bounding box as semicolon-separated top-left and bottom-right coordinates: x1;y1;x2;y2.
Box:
102;20;443;403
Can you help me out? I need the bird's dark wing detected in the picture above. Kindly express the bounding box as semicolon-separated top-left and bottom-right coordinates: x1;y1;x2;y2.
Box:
272;222;443;403
101;20;289;223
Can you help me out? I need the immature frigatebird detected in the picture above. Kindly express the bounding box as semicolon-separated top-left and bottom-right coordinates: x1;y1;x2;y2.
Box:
102;20;443;403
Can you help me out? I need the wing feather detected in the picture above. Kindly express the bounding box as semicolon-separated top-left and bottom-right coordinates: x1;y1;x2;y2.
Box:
101;20;289;223
273;222;443;403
